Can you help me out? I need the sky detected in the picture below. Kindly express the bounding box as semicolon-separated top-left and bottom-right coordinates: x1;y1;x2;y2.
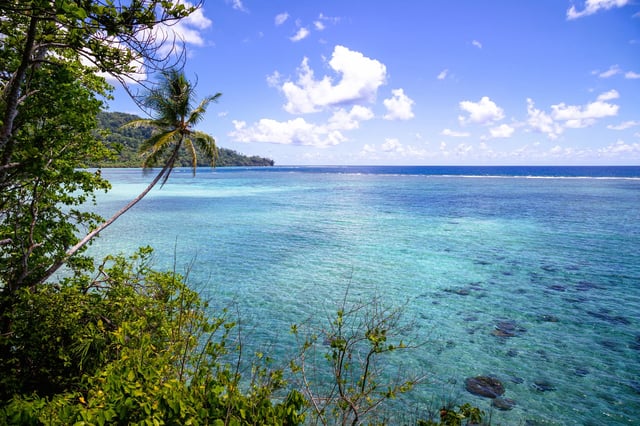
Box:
107;0;640;166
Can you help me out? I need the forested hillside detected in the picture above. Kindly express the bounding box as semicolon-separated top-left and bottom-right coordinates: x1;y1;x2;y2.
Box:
95;111;274;167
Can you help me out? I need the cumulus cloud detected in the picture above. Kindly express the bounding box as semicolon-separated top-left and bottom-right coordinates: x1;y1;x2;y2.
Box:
607;120;640;130
275;12;289;26
437;69;448;80
526;98;563;139
489;124;515;138
597;89;620;101
280;45;387;114
382;138;403;153
472;40;482;49
625;71;640;79
383;89;415;120
290;27;310;42
229;105;373;148
314;20;325;31
327;105;374;130
567;0;630;20
441;129;470;137
458;96;505;125
551;91;619;128
230;118;347;147
231;46;393;148
526;91;620;138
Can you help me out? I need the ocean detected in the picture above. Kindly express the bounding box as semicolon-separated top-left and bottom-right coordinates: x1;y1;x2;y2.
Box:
87;166;640;425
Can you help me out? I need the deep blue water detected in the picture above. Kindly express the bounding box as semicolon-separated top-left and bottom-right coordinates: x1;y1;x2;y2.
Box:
87;166;640;425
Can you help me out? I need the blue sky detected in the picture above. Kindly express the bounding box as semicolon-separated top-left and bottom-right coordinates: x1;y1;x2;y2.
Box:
107;0;640;165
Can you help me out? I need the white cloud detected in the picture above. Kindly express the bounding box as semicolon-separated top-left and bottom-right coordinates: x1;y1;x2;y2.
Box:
567;0;630;20
327;105;374;130
229;0;248;12
437;69;448;80
290;27;310;42
229;118;347;147
441;128;470;137
147;1;212;56
275;12;289;26
361;144;377;155
376;139;428;157
280;45;387;114
489;124;515;138
441;129;470;137
551;91;619;127
266;71;281;87
526;98;563;139
93;0;212;83
598;65;622;78
526;92;620;138
608;120;640;130
472;40;482;49
229;106;373;148
314;21;325;31
625;71;640;79
598;140;640;156
317;13;341;25
459;96;504;125
597;89;619;101
383;88;415;120
382;138;403;153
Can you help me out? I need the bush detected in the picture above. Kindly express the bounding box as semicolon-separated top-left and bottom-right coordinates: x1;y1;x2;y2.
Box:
0;248;305;425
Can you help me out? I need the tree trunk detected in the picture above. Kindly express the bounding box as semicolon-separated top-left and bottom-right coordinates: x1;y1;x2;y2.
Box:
35;146;181;286
0;15;39;168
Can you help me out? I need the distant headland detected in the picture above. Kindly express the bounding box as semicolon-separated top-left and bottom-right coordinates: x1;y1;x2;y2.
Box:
93;111;274;168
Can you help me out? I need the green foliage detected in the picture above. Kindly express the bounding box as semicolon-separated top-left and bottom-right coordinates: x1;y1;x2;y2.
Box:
0;248;306;425
417;403;486;426
290;292;424;426
0;0;211;291
0;52;112;290
95;111;275;167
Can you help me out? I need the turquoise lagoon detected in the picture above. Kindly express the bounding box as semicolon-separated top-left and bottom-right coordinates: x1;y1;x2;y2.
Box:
87;166;640;425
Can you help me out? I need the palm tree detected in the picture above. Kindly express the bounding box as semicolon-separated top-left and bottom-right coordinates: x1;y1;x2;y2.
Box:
37;69;221;285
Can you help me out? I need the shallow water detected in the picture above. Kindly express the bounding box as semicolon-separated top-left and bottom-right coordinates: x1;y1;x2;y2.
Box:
86;166;640;425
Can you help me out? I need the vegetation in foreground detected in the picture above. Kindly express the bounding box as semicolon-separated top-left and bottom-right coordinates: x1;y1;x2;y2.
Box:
0;1;486;424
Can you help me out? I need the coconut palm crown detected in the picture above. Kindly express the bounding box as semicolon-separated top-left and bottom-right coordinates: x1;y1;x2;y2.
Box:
37;69;221;284
127;68;221;185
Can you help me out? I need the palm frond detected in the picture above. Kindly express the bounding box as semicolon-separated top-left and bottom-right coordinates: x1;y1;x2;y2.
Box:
133;69;220;182
120;119;156;129
192;131;218;166
141;145;167;169
138;129;180;155
187;93;222;126
184;139;198;176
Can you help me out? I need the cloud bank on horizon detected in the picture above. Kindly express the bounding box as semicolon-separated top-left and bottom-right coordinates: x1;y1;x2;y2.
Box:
109;0;640;165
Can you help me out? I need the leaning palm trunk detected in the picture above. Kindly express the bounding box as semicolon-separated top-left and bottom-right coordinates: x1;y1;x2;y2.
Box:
35;69;219;286
36;144;181;285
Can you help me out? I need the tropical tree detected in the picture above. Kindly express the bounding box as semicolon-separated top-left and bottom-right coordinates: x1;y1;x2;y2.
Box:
0;0;197;181
37;69;221;285
0;0;206;293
